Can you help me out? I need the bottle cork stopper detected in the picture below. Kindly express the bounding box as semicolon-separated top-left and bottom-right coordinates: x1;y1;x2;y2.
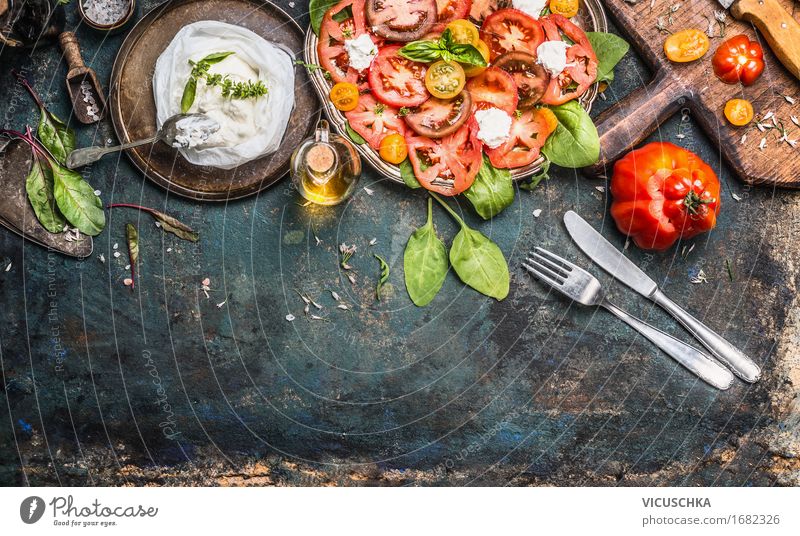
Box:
306;144;335;174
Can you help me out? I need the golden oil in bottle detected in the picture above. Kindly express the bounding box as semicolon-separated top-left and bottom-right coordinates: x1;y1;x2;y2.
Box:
291;120;361;205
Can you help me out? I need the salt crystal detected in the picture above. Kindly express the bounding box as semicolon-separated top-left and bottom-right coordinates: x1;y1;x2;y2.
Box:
363;186;374;195
202;277;210;286
285;314;295;322
533;209;542;218
123;278;133;286
113;251;121;258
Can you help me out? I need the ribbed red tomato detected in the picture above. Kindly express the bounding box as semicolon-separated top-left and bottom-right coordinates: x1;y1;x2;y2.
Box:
712;34;765;86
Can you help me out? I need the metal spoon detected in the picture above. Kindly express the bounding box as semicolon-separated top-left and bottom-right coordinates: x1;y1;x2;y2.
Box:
65;113;217;169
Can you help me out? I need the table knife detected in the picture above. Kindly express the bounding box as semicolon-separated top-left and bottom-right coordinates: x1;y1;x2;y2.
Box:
721;0;800;80
563;211;761;383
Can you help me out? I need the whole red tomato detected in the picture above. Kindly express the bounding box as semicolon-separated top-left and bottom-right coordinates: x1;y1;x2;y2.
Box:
610;142;721;251
712;34;764;86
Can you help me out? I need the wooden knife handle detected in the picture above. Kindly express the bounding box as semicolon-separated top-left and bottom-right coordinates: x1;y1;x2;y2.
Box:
732;0;800;79
584;72;688;177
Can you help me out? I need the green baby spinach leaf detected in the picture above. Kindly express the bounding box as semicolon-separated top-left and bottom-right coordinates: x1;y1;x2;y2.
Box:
542;101;600;169
463;157;515;219
25;153;66;233
52;164;106;236
345;122;366;145
399;158;421;189
586;32;630;84
310;0;341;36
404;198;448;306
37;107;75;166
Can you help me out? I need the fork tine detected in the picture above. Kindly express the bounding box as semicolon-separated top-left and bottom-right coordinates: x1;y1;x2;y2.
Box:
534;246;575;272
522;260;564;287
530;250;570;278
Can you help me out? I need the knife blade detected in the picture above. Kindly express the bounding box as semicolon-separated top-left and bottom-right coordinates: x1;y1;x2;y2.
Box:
564;210;761;383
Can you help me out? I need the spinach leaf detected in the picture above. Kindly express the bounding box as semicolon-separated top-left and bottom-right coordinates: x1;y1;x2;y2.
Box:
520;157;551;191
310;0;340;36
37;107;75;166
404;198;448;306
586;32;630;83
542;101;600;168
463;157;515;219
52;164;106;236
345;122;366;145
25;153;66;233
399;158;421;189
432;194;509;300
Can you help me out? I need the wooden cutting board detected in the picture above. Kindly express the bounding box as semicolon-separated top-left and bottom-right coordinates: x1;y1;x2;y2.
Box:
588;0;800;188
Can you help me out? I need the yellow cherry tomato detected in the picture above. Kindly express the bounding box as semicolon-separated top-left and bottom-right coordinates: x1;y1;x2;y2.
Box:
664;29;710;63
724;99;754;126
445;19;480;46
537;107;559;134
329;82;359;112
425;60;466;99
379;133;408;164
463;39;491;78
549;0;580;18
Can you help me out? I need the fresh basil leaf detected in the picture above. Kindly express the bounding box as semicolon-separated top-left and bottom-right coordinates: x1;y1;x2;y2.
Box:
438;28;454;50
37;108;75;166
199;51;234;65
399;158;421;189
309;0;339;36
181;77;197;114
398;40;444;63
374;254;390;301
25;153;66;233
451;44;488;67
52;164;105;236
345;122;366;145
463;157;515;219
404;198;448;306
586;32;630;84
541;101;600;168
151;209;199;242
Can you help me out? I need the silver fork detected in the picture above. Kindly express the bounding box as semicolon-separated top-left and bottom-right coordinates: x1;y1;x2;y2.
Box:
523;247;734;390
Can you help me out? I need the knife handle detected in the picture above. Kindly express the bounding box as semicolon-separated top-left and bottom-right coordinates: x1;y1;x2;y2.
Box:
732;0;800;80
651;289;761;382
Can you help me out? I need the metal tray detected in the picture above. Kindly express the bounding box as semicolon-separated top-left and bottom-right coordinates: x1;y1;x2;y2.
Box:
303;2;608;183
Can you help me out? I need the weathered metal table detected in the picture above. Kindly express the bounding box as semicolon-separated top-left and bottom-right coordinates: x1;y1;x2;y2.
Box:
0;1;798;486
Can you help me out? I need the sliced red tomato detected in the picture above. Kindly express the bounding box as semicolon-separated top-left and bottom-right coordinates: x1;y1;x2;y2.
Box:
318;0;369;85
432;0;472;31
540;14;598;105
368;44;430;108
404;90;472;138
480;8;544;60
469;0;509;24
465;67;518;114
345;93;408;149
405;123;483;195
493;51;549;109
365;0;438;42
485;108;550;168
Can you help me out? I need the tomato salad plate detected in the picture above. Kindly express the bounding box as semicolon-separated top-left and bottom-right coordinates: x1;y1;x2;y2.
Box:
304;0;612;194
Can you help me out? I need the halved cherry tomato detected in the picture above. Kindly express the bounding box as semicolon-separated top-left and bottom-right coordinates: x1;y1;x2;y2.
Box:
445;19;480;45
404;90;472;138
466;66;519;114
469;0;509;24
664;29;710;63
540;14;598;105
379;133;409;163
712;35;764;86
724;99;754;126
480;8;545;61
493;51;549;109
434;0;472;32
425;60;466;99
366;0;438;42
550;0;579;18
329;82;360;111
405;122;483;195
345;93;408;149
484;108;551;168
463;39;491;78
317;0;369;85
538;107;559;134
368;45;430;108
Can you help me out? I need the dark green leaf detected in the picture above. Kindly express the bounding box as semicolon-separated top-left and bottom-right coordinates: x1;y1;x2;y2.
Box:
541;101;600;168
199;51;235;65
404;198;448;306
52;164;105;236
126;223;139;289
374;254;390;301
399;158;421;189
181;77;197;114
37;108;75;166
151;209;200;242
398;40;444;63
450;226;509;300
331;4;353;24
586;32;630;83
25;153;66;233
438;29;454;50
463;157;515;219
345;122;366;145
520;157;551;191
450;44;488;66
309;0;340;35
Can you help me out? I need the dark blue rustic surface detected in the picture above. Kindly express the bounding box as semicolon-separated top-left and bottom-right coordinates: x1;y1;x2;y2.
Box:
0;1;798;486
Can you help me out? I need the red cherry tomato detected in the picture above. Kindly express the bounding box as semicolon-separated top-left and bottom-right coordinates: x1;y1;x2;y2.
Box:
712;34;765;86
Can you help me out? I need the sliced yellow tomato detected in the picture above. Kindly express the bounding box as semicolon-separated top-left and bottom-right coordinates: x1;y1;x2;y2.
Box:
329;82;359;112
664;29;710;63
379;133;408;164
724;99;754;126
425;61;466;99
445;19;480;46
550;0;580;18
462;40;490;78
537;107;559;134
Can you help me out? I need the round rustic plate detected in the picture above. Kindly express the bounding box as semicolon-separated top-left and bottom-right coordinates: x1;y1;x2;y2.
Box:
109;0;320;201
304;2;608;184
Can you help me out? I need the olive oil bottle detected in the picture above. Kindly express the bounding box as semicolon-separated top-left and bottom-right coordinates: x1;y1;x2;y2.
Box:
291;120;361;205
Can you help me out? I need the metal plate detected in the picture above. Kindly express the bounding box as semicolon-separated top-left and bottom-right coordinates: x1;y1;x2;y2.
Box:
109;0;321;201
303;2;608;184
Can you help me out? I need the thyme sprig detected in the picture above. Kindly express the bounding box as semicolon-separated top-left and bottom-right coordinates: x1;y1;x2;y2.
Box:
181;52;268;113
